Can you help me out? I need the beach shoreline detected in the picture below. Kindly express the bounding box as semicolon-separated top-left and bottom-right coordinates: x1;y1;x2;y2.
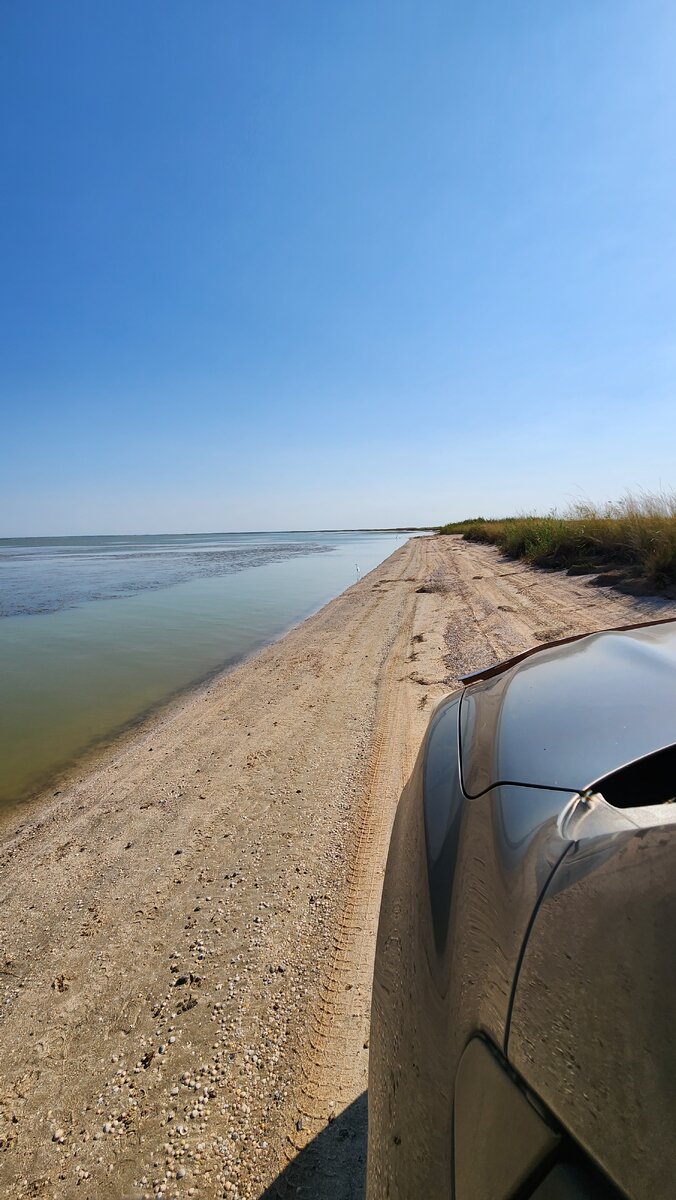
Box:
1;536;675;1200
0;589;361;835
0;529;410;816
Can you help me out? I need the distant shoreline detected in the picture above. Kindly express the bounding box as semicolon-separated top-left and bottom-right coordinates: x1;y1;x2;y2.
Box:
0;526;435;542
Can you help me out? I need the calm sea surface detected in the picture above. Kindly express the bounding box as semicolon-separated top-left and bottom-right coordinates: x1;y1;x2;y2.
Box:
0;530;410;810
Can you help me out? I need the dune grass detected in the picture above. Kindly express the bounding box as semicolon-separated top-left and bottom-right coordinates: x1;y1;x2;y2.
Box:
439;493;676;593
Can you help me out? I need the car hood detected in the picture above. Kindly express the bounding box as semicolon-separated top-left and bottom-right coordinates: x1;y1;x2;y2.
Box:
459;620;676;796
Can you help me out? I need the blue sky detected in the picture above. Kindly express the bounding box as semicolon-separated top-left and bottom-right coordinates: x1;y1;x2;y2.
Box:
1;1;675;535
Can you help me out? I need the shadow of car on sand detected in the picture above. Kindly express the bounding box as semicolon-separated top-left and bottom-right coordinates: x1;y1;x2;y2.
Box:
259;1091;367;1200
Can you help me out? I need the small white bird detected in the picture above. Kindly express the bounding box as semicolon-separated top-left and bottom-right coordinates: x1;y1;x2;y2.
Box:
355;564;361;576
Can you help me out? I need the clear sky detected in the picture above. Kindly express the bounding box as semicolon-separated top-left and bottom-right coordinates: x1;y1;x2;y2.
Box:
2;1;675;535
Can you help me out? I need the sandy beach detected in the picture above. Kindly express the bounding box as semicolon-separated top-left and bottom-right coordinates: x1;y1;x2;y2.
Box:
1;534;675;1200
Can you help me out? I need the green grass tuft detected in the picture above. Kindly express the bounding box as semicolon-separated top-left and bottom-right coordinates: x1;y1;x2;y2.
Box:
438;491;676;593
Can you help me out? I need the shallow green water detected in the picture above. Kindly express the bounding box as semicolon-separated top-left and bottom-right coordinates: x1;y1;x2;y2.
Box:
0;530;408;809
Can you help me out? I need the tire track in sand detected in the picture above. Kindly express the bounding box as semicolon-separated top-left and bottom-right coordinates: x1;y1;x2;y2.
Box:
270;538;432;1198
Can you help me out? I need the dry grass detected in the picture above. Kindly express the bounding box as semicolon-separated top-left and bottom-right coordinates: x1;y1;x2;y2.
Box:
439;492;676;593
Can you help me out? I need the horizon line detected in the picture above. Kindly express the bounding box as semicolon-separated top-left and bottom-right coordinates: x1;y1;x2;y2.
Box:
0;526;436;541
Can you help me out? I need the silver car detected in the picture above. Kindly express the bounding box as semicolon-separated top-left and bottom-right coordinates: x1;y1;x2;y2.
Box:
368;618;676;1200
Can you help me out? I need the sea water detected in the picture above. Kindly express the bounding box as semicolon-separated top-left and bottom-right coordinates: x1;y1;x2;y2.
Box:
0;530;409;810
